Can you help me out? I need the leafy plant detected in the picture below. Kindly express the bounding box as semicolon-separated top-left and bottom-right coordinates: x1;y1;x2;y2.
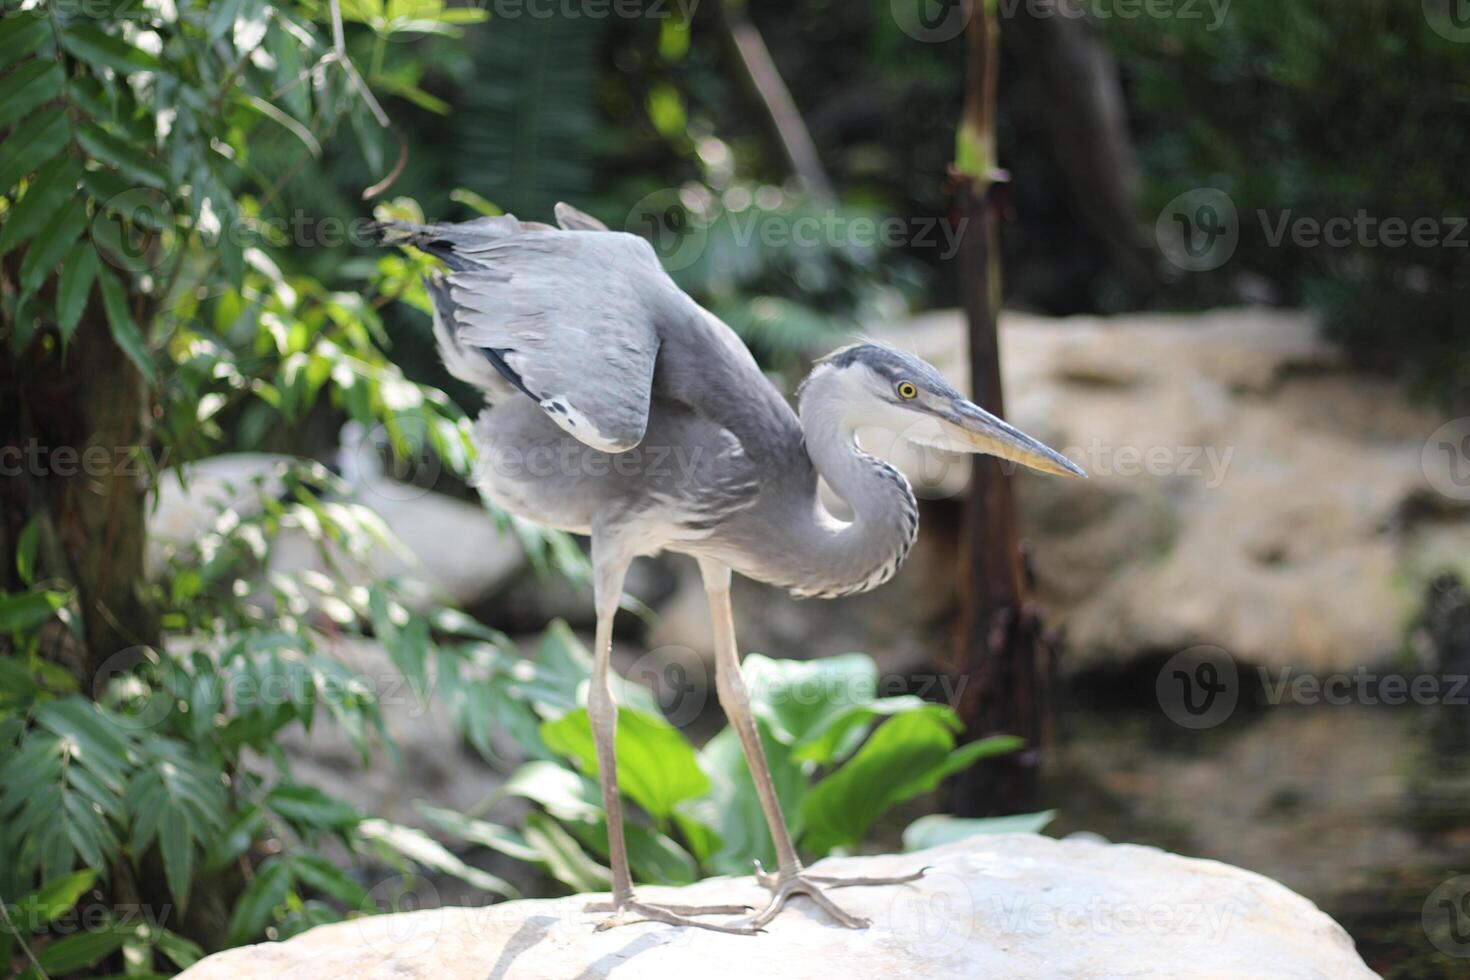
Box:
0;2;575;973
428;634;1024;889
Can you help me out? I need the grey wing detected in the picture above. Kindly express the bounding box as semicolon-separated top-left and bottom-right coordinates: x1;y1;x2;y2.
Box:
381;206;668;454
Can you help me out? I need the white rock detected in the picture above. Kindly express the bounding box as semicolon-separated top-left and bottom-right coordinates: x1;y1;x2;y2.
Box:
177;835;1374;980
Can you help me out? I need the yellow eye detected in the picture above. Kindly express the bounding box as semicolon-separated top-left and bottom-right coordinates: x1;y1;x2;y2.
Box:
897;381;918;400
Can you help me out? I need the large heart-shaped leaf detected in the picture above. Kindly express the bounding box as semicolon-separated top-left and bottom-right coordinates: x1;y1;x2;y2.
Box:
742;653;881;749
902;810;1056;852
539;706;707;820
799;708;1021;856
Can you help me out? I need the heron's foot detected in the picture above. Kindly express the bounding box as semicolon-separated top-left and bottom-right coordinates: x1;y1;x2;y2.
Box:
744;861;929;930
585;896;758;935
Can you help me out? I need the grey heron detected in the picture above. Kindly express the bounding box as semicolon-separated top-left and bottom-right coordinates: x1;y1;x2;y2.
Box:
378;203;1084;934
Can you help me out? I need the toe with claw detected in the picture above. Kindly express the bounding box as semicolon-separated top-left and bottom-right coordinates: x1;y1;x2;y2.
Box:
742;862;929;931
585;897;758;935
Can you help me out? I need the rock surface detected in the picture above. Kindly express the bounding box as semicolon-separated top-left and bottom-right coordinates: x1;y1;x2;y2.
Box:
178;835;1374;980
876;308;1470;675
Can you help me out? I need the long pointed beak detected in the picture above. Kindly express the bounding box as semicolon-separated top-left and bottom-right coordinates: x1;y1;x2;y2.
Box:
942;400;1086;479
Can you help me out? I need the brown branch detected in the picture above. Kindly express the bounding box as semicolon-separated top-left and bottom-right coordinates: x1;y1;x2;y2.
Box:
715;0;834;202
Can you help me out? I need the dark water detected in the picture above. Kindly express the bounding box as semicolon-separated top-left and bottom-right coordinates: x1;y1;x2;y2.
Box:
1043;703;1470;978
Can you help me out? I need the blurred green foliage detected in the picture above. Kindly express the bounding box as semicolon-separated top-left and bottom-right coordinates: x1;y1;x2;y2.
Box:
1107;0;1470;403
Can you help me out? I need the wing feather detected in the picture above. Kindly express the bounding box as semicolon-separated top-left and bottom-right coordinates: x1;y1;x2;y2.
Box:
383;207;665;453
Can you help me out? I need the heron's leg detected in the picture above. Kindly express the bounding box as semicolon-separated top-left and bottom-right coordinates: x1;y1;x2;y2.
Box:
697;558;925;931
582;545;754;935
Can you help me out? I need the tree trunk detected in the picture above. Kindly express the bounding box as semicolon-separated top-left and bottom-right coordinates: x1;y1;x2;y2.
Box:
947;0;1053;818
0;300;158;685
1006;1;1156;293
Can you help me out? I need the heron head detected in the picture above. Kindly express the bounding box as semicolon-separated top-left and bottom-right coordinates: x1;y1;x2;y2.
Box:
802;342;1086;479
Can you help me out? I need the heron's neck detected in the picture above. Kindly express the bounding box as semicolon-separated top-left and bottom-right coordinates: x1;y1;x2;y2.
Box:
787;370;919;599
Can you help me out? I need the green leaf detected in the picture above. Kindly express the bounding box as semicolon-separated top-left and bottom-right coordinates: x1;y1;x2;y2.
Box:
97;269;154;382
0;111;70;193
153;927;204;970
0;158;82;260
792;695;932;766
0;656;42;711
449;188;502;217
19;196;88;297
56;241;100;344
416;803;540;863
358;819;518;898
0;12;49;70
0;60;64;131
124;740;228;913
25;758;124;876
203;805;264;872
15;515;39;585
35;698;133;788
933;734;1027;787
266;784;364;831
742;653;881;747
7;869;96;934
799;708;975;856
540;707;708;820
36;923;128;973
521;811;610;893
60;22;164;76
902;811;1056;852
374;75;449;115
159;806;194;912
566;819;698;887
76;124;168;190
288;852;369;907
205;0;245;40
227;858;292;945
499;760;603;822
0;589;67;633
